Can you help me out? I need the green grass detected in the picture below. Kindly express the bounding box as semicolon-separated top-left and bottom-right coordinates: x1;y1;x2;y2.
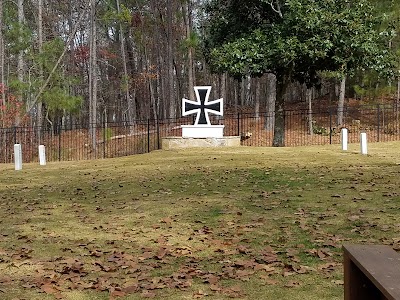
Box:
1;142;400;299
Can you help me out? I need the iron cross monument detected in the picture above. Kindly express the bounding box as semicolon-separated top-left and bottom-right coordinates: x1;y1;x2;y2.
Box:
181;86;224;138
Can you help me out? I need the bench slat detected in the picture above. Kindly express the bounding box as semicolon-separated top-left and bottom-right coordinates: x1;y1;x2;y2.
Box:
344;244;400;300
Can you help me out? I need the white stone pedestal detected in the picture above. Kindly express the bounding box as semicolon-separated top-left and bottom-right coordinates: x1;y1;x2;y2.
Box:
341;128;348;151
181;125;224;138
14;144;22;170
360;132;368;155
39;145;46;166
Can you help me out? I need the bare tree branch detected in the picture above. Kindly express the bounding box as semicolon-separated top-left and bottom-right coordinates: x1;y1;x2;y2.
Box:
268;0;283;18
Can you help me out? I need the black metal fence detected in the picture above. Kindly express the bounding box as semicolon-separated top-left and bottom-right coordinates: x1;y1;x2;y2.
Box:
1;104;400;163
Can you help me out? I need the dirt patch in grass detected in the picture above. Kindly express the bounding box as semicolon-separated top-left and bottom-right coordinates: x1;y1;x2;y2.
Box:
0;143;400;299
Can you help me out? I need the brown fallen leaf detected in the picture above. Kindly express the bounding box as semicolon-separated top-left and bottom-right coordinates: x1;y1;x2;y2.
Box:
174;246;192;256
254;264;275;273
139;251;154;261
257;247;280;263
94;261;115;272
141;290;157;298
283;271;295;277
202;274;220;285
0;276;11;284
285;281;301;288
210;284;221;291
318;262;338;272
41;284;64;299
286;248;299;257
41;284;56;294
236;269;254;281
237;245;250;254
21;282;37;289
222;284;245;298
156;236;168;244
160;217;172;224
109;289;126;299
294;265;314;274
332;279;344;285
193;290;208;298
348;215;360;222
156;247;169;260
122;284;139;293
234;259;256;268
259;275;279;285
90;250;103;257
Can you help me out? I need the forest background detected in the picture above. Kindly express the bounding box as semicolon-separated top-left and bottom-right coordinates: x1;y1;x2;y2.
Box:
0;0;399;146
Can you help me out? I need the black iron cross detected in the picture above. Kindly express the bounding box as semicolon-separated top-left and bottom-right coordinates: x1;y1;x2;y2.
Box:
182;86;223;126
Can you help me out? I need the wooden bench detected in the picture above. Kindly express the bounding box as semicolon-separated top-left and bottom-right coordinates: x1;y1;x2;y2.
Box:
343;244;400;300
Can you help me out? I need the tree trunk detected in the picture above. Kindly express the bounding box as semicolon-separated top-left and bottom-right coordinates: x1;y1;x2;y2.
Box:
37;0;43;135
337;76;346;127
89;0;98;149
245;74;251;105
272;76;288;147
0;0;4;117
240;78;245;106
397;76;399;134
116;0;135;124
183;0;195;100
234;80;238;115
166;0;175;119
265;73;276;130
255;77;260;119
149;76;157;120
306;87;313;135
17;0;24;83
17;0;24;124
221;73;227;105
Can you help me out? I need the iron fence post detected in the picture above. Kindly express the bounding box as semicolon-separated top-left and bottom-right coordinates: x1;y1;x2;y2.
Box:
237;113;240;136
377;104;380;142
58;125;62;161
13;126;16;144
103;117;106;159
329;109;333;145
156;118;160;150
147;118;150;153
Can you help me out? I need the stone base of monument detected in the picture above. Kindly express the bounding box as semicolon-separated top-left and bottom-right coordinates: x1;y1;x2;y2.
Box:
162;136;240;150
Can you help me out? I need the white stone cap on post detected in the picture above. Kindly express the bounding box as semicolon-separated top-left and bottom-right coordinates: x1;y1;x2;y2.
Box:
39;145;46;166
14;144;22;170
341;128;348;151
360;132;368;155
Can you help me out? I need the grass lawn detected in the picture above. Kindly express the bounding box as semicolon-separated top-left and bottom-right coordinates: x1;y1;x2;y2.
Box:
1;142;400;300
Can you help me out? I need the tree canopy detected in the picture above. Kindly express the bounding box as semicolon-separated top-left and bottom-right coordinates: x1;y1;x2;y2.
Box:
204;0;395;145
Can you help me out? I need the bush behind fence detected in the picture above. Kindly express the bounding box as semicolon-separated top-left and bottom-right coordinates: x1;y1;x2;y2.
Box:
1;104;400;163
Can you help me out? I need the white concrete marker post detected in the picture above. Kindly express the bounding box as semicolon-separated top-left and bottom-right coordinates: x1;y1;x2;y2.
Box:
14;144;22;170
39;145;46;166
360;132;368;155
341;128;348;151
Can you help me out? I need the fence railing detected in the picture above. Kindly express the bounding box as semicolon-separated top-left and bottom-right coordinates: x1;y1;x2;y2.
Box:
1;104;400;163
